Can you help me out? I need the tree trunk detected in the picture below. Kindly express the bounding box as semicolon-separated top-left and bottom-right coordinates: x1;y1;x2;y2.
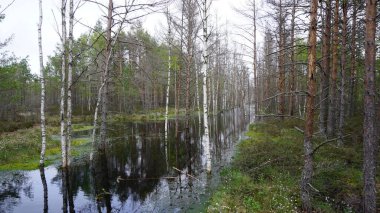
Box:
66;0;74;166
363;0;377;211
289;0;296;116
253;0;258;115
60;0;67;168
165;12;172;144
348;1;357;116
300;0;318;211
201;0;211;174
38;0;47;167
100;0;113;147
338;0;347;144
277;0;285;118
319;0;331;135
327;0;339;138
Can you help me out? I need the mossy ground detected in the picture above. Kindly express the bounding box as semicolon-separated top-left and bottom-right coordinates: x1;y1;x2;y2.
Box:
207;117;375;212
0;108;185;170
0;124;93;170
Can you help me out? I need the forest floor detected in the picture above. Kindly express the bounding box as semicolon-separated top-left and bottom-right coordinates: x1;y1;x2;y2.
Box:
206;117;376;212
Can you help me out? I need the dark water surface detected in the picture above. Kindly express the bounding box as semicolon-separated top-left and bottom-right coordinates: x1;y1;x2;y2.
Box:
0;108;252;213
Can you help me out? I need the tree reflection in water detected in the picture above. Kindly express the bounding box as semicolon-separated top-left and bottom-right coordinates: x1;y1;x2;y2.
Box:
39;166;48;213
0;108;252;212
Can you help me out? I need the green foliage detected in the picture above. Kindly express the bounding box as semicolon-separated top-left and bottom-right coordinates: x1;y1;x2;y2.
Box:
0;121;34;133
207;118;371;212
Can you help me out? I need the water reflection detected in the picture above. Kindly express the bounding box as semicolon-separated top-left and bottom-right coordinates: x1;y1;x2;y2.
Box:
39;166;48;213
0;108;251;212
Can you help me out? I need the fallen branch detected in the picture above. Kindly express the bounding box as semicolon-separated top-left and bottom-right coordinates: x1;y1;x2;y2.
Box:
311;134;351;156
116;176;177;183
173;166;200;181
294;126;304;133
248;157;282;173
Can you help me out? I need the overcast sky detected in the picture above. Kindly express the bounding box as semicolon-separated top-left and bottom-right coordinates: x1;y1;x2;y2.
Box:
1;0;255;75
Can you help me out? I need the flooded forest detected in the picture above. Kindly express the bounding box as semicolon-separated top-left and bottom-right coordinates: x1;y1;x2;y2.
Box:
0;0;379;212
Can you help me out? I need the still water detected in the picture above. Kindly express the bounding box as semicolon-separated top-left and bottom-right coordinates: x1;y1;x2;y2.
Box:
0;108;252;212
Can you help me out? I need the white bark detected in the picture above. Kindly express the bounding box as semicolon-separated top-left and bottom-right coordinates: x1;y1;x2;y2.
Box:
60;0;67;168
165;11;172;143
66;0;74;166
201;0;211;174
38;0;47;167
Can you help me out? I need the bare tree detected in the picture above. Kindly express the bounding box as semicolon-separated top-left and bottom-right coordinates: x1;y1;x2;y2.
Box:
327;0;339;138
319;0;331;135
200;0;211;173
277;0;285;118
60;0;68;167
66;0;74;165
348;0;357;116
164;9;172;144
338;0;348;144
38;0;47;167
300;0;318;210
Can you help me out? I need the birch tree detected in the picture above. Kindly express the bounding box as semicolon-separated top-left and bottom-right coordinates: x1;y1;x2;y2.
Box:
60;0;68;167
200;0;211;173
66;0;74;166
38;0;47;167
165;11;172;141
300;0;318;210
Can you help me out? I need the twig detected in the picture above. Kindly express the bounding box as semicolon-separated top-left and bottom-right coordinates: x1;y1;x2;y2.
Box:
249;157;282;172
172;166;200;181
308;183;320;193
311;134;351;155
0;0;16;15
294;126;304;133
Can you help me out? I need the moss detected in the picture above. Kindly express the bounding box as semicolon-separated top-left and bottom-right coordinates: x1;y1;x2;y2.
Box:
72;124;93;132
0;123;92;171
207;117;371;212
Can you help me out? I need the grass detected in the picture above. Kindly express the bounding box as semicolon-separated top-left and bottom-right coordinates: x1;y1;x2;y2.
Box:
207;117;374;212
0;125;93;170
110;107;188;122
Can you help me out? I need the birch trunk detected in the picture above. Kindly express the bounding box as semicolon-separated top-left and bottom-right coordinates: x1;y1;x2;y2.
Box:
201;0;211;174
300;0;318;210
60;0;67;168
38;0;47;167
165;12;172;143
66;0;74;166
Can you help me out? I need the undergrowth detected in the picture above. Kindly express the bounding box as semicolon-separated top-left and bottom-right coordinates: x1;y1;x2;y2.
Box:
207;117;372;212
